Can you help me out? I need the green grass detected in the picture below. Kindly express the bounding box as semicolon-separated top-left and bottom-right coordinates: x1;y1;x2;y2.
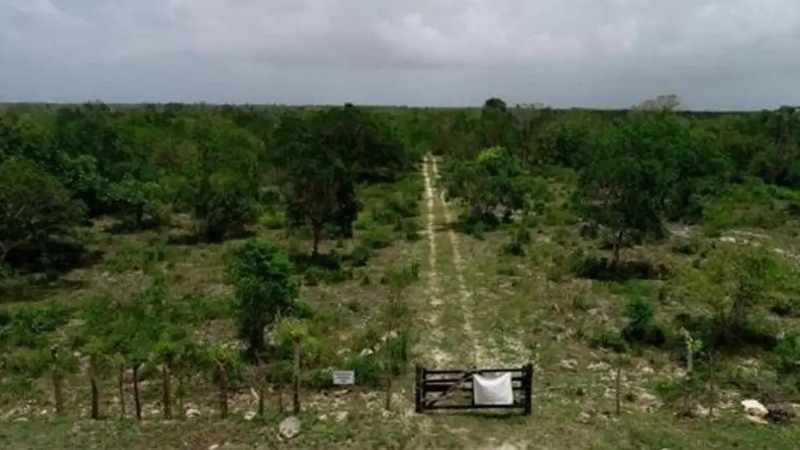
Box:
3;164;800;449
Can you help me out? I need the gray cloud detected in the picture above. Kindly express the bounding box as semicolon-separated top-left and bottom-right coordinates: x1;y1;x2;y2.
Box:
1;0;799;108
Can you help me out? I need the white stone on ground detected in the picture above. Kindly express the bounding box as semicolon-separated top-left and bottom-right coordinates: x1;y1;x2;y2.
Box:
279;416;301;440
741;399;768;418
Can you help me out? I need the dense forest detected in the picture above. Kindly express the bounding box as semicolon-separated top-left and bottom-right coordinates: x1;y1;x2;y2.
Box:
1;99;800;448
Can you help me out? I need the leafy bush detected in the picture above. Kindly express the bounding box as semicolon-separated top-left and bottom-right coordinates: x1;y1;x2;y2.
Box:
228;240;298;357
398;218;421;241
361;223;394;249
345;352;383;387
182;118;264;241
570;250;666;281
0;158;85;267
589;328;628;353
621;297;666;346
669;245;787;346
501;225;531;256
670;236;707;256
348;244;373;267
106;240;170;273
0;303;71;348
702;179;796;235
258;210;286;230
576;116;729;265
774;333;800;375
303;265;350;286
107;176;167;230
443;147;546;224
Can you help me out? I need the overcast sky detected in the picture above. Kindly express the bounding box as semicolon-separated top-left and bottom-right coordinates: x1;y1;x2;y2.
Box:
1;0;799;109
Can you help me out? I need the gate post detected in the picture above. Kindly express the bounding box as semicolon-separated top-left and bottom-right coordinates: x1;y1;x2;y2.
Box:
524;363;533;416
415;365;423;413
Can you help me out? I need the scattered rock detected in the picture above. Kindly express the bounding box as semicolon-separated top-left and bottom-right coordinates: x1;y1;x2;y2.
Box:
209;445;219;450
746;415;769;425
279;416;301;440
637;392;660;412
766;403;796;424
587;362;610;372
334;411;348;422
690;404;709;418
244;411;257;421
186;408;201;418
559;359;578;371
741;399;768;418
577;412;592;424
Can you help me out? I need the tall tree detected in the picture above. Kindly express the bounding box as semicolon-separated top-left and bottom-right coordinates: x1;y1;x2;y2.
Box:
273;111;360;256
185;117;263;241
0;158;85;266
480;97;516;150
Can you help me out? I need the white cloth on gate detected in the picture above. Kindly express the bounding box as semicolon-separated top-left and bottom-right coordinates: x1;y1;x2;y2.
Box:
473;372;513;406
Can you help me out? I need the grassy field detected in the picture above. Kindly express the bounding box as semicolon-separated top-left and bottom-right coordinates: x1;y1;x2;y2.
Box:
2;156;800;449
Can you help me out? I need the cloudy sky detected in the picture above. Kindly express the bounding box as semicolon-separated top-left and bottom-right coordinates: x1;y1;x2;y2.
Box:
1;0;799;109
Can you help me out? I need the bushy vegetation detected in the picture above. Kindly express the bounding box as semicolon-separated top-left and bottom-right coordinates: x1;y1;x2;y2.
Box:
3;99;800;445
228;240;299;357
443;146;548;226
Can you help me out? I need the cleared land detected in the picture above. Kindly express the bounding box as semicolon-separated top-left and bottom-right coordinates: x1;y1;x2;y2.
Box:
2;153;799;449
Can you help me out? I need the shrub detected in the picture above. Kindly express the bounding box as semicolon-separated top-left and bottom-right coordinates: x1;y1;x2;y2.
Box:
106;240;169;273
589;328;628;353
570;250;666;281
303;266;350;286
669;245;789;346
348;245;373;267
774;333;800;375
0;158;85;267
399;218;421;241
701;179;795;235
107;176;167;230
258;210;286;230
443;147;546;224
228;240;298;357
671;236;707;256
361;224;394;249
0;303;71;348
183;119;264;242
501;225;531;256
621;297;666;346
346;352;383;387
770;295;800;317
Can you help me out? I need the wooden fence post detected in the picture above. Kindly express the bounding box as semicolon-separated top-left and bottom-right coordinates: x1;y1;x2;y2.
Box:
89;355;100;420
292;339;301;414
118;366;126;418
524;363;533;416
414;366;423;413
615;364;622;416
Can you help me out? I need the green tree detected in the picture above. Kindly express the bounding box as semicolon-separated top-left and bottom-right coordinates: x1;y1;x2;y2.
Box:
480;97;516;150
670;245;778;345
273;112;360;255
576;117;727;266
228;240;299;357
443;147;545;224
0;158;85;265
107;176;165;230
185;117;263;241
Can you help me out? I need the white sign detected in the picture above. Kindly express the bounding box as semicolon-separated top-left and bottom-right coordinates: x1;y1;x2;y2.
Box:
332;370;355;385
